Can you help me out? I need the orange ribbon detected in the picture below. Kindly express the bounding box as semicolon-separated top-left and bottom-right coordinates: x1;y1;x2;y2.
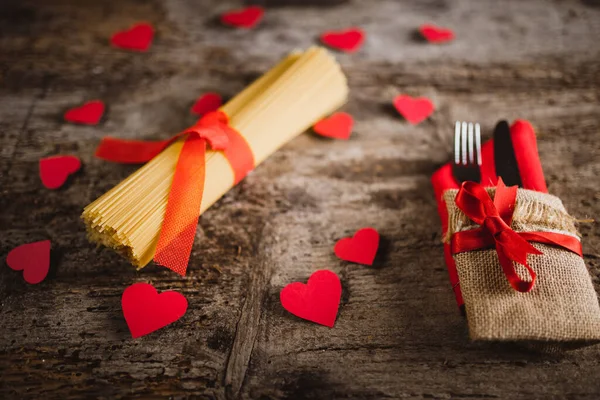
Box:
451;178;582;292
96;111;254;275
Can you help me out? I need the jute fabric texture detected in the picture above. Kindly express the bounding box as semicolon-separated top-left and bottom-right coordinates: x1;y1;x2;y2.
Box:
443;188;600;349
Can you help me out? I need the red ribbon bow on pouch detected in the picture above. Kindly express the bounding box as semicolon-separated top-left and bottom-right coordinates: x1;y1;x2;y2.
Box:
96;111;254;276
452;178;582;292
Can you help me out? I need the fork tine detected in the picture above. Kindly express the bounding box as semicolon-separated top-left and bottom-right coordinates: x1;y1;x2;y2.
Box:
468;122;474;164
461;121;468;165
475;123;482;165
454;121;461;164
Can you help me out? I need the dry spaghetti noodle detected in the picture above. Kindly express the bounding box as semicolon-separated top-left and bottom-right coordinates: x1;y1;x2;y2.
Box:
82;47;348;268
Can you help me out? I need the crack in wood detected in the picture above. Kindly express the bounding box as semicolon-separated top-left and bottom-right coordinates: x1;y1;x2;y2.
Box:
223;224;273;399
2;80;48;179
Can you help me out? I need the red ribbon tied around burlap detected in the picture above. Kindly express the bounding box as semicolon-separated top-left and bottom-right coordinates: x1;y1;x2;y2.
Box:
451;178;582;292
96;111;254;276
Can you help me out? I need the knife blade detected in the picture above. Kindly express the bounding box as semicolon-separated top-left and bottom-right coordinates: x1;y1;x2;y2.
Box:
493;120;522;187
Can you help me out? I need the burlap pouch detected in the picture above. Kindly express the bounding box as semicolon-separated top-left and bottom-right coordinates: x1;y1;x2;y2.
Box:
443;187;600;350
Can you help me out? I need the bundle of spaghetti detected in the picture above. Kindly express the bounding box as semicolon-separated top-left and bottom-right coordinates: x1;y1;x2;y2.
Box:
82;47;348;269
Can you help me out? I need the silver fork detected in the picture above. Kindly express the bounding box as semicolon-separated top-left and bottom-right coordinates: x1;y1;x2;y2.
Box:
452;121;482;183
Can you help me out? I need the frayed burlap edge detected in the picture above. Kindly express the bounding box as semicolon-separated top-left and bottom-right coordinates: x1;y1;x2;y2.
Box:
443;187;579;242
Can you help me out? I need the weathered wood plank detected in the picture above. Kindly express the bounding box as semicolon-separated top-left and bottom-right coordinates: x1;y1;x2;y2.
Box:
1;0;600;399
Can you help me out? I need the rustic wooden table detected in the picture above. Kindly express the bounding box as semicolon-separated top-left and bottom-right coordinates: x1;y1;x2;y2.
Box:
1;0;600;398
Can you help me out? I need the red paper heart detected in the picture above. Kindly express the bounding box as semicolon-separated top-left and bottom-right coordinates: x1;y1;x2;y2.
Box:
39;155;82;189
221;6;264;29
280;270;341;328
122;283;188;338
393;95;435;125
334;228;380;266
320;28;365;53
313;112;354;140
419;24;455;43
6;240;51;284
191;92;222;116
111;22;154;51
64;100;105;125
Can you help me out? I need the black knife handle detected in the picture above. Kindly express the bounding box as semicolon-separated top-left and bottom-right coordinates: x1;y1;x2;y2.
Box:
493;120;523;187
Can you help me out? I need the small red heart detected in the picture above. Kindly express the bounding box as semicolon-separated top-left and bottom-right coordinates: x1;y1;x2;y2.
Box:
393;95;435;125
39;155;81;189
320;28;365;53
334;228;380;266
280;270;341;328
313;112;354;140
419;24;455;43
221;6;264;29
64;100;105;125
111;22;154;51
190;92;222;116
6;240;51;284
122;283;188;338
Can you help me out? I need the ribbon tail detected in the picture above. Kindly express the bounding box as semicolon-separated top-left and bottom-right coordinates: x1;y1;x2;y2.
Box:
154;136;207;276
496;231;543;266
95;137;172;163
496;245;537;292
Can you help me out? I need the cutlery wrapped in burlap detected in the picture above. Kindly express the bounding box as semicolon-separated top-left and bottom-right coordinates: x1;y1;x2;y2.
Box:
443;178;600;350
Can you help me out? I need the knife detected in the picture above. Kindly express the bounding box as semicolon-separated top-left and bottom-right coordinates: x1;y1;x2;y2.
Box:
493;120;523;187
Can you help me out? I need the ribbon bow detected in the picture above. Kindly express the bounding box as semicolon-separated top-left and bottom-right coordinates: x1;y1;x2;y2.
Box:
96;111;254;276
452;178;582;292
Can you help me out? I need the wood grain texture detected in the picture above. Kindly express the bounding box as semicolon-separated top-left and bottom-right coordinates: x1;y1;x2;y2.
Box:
1;0;600;399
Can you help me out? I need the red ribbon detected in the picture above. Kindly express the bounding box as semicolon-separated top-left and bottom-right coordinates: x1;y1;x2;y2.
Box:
451;178;582;292
96;111;255;276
